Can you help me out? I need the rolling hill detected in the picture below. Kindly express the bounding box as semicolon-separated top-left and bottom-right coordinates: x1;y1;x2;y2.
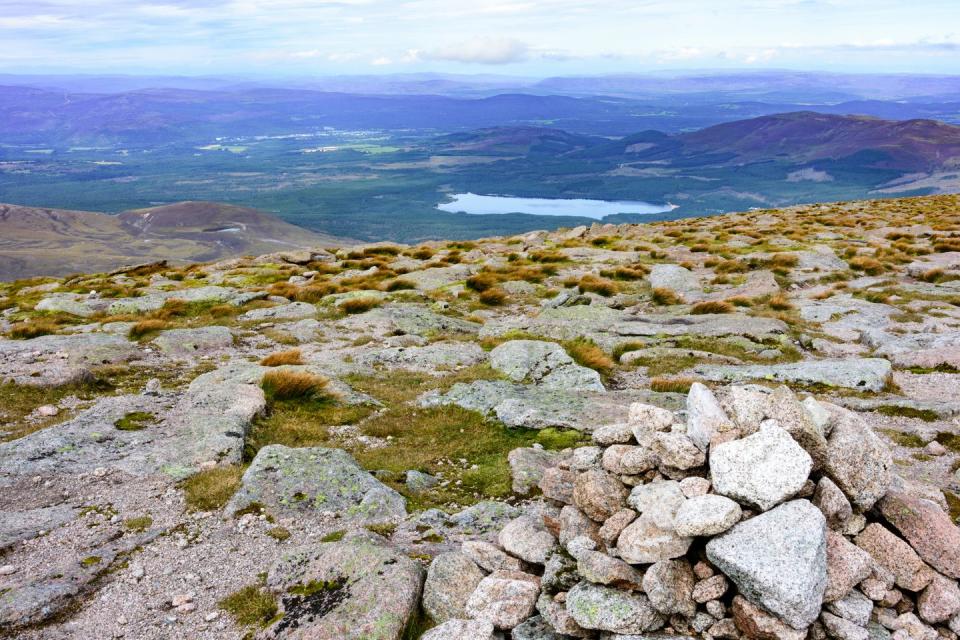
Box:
0;201;351;280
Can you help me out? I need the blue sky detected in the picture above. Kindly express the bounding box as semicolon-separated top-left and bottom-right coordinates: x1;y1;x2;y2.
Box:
1;0;958;76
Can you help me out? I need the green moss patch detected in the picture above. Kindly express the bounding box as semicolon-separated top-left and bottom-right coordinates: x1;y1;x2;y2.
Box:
114;411;156;431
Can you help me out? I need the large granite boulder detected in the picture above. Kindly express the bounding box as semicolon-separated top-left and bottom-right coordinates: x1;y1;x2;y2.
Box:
264;535;424;640
706;500;828;629
226;446;406;526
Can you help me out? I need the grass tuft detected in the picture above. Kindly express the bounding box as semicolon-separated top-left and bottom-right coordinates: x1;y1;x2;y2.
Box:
339;296;382;314
260;349;304;367
182;464;246;512
651;288;684;305
261;370;330;402
691;300;734;314
219;585;279;629
650;376;697;394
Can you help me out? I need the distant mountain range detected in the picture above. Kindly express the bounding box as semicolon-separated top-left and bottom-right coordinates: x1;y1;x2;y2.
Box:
3;73;960;146
440;112;960;173
0;202;349;280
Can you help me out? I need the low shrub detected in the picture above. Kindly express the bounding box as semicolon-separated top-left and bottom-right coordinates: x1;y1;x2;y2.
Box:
129;319;170;340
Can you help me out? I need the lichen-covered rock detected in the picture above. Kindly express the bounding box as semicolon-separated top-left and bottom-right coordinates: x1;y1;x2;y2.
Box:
465;570;541;630
687;382;734;451
509;447;560;495
694;358;892;393
617;514;693;564
574;469;628;522
814;477;854;530
826;590;873;626
536;592;591;637
264;535;424;640
423;552;486;623
241;301;317;321
917;574;960;624
706;500;828;629
489;339;604;391
462;540;523;573
731;595;806;640
420;619;498;640
878;490;960;580
823;408;892;511
764;386;829;467
498;515;558;565
643;559;697;617
709;423;812;512
565;581;665;634
674;494;742;537
577;549;644;590
825;531;874;603
152;325;233;356
854;523;934;592
627;479;687;529
226;446;407;526
651;431;705;470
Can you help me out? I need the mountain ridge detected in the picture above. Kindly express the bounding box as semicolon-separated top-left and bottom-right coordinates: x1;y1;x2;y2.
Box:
0;201;353;281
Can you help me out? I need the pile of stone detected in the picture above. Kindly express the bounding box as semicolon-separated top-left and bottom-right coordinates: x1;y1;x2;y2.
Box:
418;382;960;640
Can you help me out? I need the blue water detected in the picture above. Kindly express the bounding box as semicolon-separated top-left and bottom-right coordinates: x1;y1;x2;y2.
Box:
436;192;676;219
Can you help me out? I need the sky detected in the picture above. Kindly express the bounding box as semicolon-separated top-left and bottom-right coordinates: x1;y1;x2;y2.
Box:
1;0;959;77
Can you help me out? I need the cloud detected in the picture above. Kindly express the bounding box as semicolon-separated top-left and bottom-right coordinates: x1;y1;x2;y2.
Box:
424;36;529;64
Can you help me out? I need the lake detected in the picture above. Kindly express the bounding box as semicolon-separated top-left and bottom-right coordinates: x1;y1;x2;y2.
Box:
436;192;676;219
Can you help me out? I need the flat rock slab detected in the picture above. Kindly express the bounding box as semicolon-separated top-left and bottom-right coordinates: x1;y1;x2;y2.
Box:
400;264;477;290
706;499;827;630
0;363;266;479
226;445;406;526
420;380;680;431
241;301;317;321
614;314;788;342
353;341;487;373
693;358;892;392
648;264;703;298
264;535;424;640
339;304;480;337
151;325;233;356
490;340;603;391
0;333;142;387
107;285;263;314
479;305;625;348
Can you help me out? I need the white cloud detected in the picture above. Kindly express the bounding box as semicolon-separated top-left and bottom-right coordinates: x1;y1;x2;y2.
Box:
425;36;528;64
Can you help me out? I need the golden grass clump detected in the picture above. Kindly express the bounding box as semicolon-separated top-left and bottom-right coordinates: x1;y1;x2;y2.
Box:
295;283;340;302
466;272;500;292
339;296;382;314
261;369;330;402
848;255;885;275
260;349;304;367
479;287;509;306
690;300;734;315
7;318;61;340
651;287;684;306
769;253;799;268
768;294;794;310
650;376;696;394
563;338;614;377
128;319;171;340
577;274;618;297
383;278;416;292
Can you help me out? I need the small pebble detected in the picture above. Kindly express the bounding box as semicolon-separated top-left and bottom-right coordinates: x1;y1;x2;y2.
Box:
37;405;59;417
0;565;17;576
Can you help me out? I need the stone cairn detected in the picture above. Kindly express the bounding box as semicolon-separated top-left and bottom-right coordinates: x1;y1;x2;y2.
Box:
418;383;960;640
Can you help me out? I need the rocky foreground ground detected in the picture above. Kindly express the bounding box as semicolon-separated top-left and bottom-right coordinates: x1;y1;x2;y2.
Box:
3;195;960;639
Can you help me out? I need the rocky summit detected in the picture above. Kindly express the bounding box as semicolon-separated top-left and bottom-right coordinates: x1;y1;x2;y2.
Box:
2;195;960;640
